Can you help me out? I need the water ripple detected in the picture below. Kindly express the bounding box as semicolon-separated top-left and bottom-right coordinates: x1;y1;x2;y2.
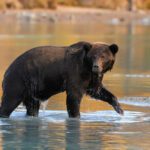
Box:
113;73;150;78
119;97;150;107
0;110;147;124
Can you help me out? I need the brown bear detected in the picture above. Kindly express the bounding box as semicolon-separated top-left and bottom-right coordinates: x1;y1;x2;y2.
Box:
0;41;124;118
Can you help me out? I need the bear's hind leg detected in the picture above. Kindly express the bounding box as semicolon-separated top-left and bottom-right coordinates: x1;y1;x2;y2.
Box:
0;94;22;118
66;90;83;118
23;98;40;117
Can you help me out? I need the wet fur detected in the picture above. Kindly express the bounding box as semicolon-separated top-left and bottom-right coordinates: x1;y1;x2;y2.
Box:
0;41;123;118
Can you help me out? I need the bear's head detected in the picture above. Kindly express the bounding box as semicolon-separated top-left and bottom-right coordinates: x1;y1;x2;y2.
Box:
87;42;118;74
69;41;119;75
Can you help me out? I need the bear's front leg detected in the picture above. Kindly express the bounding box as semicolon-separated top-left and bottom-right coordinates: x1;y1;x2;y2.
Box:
66;89;83;118
87;87;124;115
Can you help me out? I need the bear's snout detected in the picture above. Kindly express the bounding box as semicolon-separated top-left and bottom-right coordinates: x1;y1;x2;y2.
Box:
92;65;99;73
92;62;103;74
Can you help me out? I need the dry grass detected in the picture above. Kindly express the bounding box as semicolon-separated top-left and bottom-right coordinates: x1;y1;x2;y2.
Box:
96;0;126;9
78;0;150;10
0;0;150;10
57;0;79;6
137;0;150;9
19;0;57;9
57;0;150;10
0;0;57;9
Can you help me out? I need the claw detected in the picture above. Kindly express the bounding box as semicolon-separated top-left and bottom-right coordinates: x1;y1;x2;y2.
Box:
113;104;124;116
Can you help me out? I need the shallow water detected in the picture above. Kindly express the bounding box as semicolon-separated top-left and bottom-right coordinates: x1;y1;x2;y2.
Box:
0;20;149;149
0;109;150;150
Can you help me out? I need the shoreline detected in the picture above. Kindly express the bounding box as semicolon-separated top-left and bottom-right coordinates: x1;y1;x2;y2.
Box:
0;6;150;25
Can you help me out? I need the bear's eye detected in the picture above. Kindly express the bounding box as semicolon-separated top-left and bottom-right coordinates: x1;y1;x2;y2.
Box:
101;55;105;59
104;61;112;72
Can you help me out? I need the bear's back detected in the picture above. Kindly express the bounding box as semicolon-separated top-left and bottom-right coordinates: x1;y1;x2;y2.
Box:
3;46;67;86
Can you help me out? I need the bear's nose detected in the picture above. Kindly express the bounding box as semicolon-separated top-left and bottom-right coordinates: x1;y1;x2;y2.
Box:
92;65;99;72
93;65;98;69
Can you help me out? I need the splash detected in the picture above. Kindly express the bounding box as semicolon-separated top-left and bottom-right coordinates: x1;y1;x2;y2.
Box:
0;110;147;124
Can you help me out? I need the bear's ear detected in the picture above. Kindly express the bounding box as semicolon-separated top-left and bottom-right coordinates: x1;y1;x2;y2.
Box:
69;41;92;54
109;44;119;55
68;41;92;64
82;42;92;54
69;41;92;58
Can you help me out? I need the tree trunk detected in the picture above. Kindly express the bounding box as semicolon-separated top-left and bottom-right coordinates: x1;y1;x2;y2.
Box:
128;0;136;11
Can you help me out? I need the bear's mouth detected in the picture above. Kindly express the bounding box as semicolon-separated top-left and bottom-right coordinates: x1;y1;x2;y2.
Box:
102;61;114;73
102;66;112;74
92;65;102;74
92;71;103;78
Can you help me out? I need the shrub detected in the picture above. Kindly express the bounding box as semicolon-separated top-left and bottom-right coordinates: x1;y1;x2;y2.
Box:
5;0;22;9
57;0;79;6
138;0;150;9
78;0;127;9
0;0;150;10
19;0;57;9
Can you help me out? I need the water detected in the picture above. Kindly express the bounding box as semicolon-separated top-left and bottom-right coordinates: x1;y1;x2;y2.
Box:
0;19;149;149
0;110;149;150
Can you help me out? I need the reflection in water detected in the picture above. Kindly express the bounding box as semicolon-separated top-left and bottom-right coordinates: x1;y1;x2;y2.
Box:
0;112;132;150
0;119;65;150
124;22;134;96
66;119;126;150
65;119;80;150
0;109;149;150
0;119;49;149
